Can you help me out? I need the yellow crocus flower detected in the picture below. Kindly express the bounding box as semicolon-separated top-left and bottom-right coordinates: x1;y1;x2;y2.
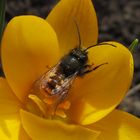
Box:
0;0;140;139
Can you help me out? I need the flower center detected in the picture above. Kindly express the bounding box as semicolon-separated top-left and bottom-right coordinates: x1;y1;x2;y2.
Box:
25;71;71;120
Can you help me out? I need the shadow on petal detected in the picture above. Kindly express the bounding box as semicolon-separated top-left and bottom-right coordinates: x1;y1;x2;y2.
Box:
0;78;21;114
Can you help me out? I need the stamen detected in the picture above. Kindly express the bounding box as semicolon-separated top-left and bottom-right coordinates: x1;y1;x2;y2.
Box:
58;100;71;110
55;109;67;118
28;94;47;117
27;84;71;119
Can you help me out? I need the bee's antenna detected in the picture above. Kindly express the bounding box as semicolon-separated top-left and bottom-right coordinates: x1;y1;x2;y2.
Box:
84;42;117;52
73;19;82;48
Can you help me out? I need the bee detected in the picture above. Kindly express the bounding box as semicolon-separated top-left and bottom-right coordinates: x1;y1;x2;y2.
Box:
33;21;116;117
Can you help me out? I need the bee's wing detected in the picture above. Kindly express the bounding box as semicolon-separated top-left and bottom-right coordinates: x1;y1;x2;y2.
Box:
42;62;61;79
52;72;78;106
62;73;77;90
39;62;63;88
53;73;77;112
33;62;61;91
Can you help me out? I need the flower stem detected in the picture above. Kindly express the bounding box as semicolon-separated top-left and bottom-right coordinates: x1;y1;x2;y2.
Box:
0;0;6;42
129;39;139;53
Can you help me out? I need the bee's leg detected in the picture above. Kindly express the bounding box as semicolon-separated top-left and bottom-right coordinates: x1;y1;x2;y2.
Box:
79;62;108;76
78;64;93;75
83;64;94;69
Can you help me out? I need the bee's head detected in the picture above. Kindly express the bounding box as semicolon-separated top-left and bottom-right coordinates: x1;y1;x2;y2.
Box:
70;48;88;64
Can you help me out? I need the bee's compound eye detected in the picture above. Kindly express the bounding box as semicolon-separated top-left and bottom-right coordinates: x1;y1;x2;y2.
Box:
79;54;88;63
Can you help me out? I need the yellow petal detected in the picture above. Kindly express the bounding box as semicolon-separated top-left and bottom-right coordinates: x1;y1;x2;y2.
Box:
0;78;30;139
47;0;98;55
20;109;100;140
88;109;140;140
0;77;21;114
67;42;133;125
0;113;30;140
1;16;59;102
19;126;32;140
